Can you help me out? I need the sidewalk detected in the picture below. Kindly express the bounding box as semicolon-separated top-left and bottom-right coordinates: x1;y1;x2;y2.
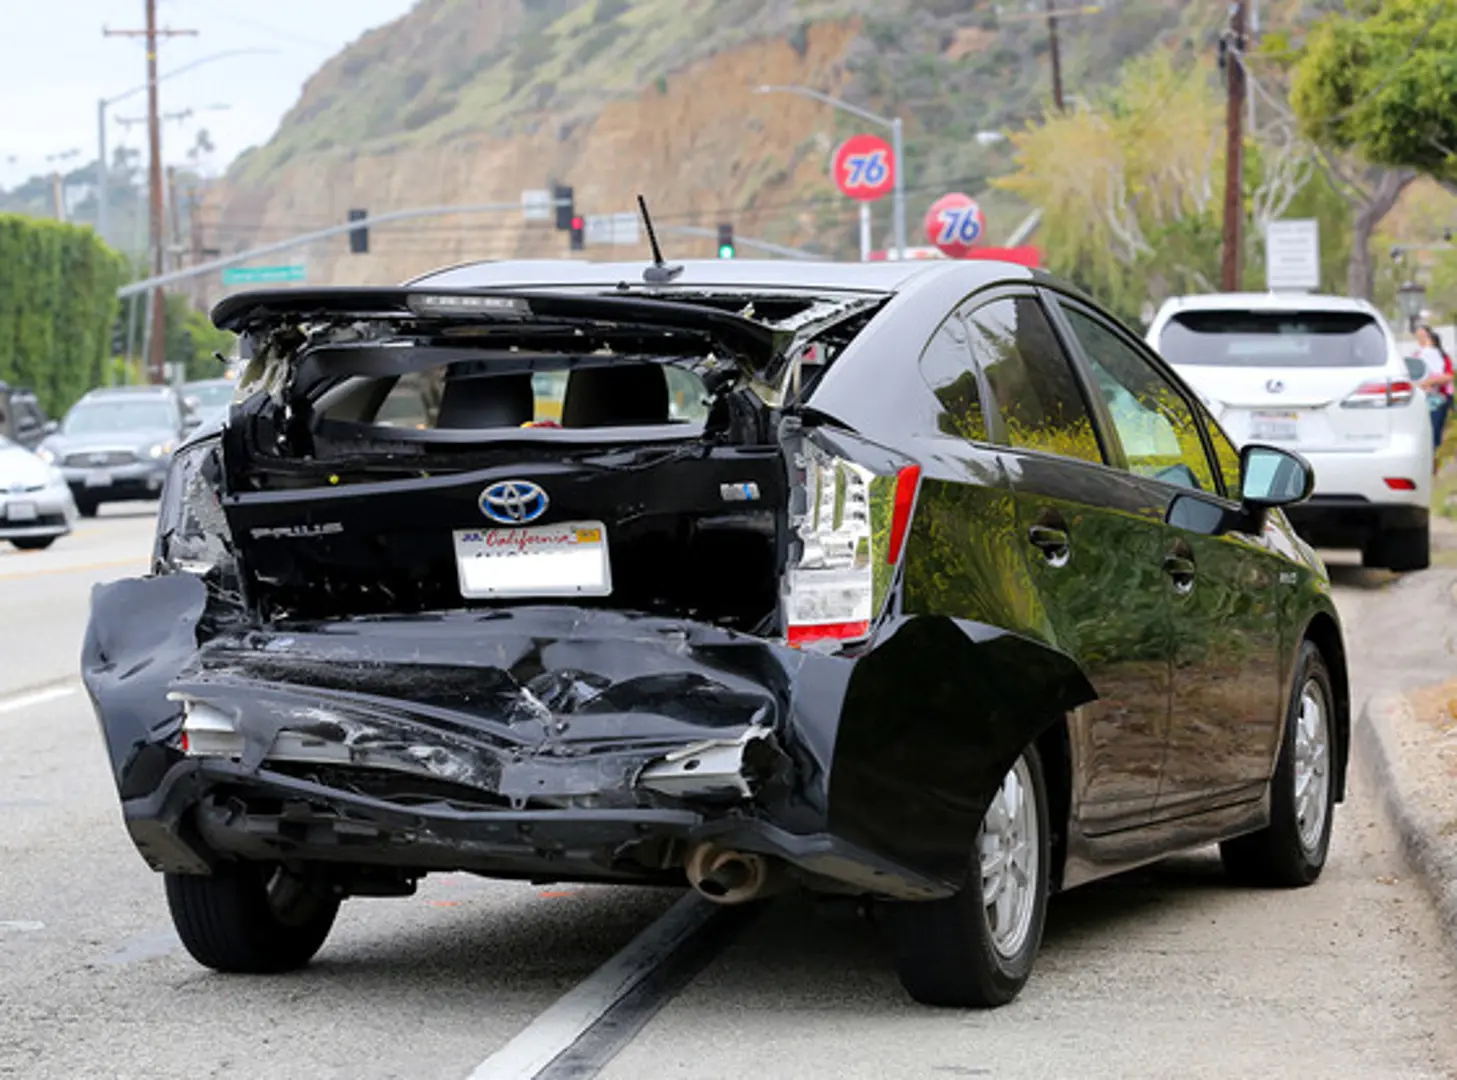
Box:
1354;514;1457;950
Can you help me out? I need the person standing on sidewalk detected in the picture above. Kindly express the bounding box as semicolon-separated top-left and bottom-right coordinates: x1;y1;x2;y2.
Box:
1412;325;1454;464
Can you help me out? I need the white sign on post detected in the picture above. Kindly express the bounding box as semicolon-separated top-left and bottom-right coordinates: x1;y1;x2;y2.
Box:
584;212;640;247
521;189;553;223
1265;218;1320;292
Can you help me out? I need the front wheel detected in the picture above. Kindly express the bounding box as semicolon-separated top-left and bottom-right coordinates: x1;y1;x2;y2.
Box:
9;536;55;551
886;744;1051;1008
1221;641;1336;887
165;862;340;974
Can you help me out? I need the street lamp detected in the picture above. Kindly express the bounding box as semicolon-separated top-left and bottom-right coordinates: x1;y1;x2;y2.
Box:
754;84;906;260
1397;280;1427;334
97;48;277;245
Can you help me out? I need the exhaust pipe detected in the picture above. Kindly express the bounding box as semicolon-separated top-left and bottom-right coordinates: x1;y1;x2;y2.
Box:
683;842;783;905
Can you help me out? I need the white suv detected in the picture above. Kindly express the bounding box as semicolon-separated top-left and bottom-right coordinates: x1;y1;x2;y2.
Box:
1147;292;1432;571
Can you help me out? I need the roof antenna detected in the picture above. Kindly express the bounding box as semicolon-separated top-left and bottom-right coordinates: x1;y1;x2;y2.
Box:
638;194;683;284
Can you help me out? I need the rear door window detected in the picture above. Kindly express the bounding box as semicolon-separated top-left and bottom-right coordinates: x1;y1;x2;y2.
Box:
918;313;989;443
1063;307;1217;493
963;296;1103;465
1159;310;1387;368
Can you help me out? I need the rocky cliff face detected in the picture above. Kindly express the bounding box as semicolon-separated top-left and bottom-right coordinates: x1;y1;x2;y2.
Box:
199;0;1193;301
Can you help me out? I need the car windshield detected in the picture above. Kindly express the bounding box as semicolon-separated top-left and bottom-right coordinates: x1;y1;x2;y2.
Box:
1159;311;1388;368
186;383;234;408
63;400;174;435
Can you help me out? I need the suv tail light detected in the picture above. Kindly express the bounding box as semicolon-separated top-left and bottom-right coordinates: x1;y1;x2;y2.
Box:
1340;378;1414;409
783;444;920;649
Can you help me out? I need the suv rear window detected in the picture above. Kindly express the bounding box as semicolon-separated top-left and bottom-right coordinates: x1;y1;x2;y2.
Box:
1159;311;1387;368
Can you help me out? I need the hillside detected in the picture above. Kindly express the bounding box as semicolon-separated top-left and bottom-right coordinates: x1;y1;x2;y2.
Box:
199;0;1227;293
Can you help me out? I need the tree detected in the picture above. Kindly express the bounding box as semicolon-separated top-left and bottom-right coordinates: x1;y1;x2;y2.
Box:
995;53;1316;324
1288;0;1457;298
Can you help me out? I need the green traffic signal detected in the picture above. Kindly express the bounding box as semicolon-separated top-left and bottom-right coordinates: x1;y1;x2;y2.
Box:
717;244;735;259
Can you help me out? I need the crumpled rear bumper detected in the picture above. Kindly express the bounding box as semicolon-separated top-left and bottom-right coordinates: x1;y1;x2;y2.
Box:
83;574;1094;899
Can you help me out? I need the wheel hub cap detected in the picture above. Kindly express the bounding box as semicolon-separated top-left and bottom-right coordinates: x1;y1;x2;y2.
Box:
1293;679;1331;856
979;756;1039;959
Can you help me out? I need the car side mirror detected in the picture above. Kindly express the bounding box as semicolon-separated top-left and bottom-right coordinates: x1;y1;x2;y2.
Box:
1240;444;1314;508
42;420;58;435
182;415;202;434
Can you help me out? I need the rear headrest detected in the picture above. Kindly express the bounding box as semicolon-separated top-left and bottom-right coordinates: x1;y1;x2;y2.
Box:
434;374;535;429
561;364;669;428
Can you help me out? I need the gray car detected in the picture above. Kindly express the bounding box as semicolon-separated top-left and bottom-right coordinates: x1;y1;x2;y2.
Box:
36;386;194;517
0;434;77;549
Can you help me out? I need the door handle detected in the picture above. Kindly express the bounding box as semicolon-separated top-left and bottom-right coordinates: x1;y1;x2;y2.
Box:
1028;524;1071;567
1163;551;1196;595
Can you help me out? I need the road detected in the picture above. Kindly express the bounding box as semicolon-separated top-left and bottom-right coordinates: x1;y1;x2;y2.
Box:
2;508;1455;1080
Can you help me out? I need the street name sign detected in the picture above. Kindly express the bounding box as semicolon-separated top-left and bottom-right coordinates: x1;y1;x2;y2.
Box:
221;265;306;285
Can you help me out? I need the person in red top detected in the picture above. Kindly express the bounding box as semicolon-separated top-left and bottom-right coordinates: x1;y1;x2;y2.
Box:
1414;325;1454;464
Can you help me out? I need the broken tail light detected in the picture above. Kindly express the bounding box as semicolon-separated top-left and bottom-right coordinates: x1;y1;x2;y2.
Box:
153;438;238;582
783;443;920;650
1340;378;1415;409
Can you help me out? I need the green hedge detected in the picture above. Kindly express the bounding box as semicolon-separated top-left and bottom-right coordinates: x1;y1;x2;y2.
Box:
0;214;128;416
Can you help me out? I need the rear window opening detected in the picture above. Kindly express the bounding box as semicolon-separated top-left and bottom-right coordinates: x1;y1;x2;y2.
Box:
1160;311;1387;368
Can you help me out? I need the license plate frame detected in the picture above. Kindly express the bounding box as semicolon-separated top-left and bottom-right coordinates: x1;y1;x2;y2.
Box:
1250;410;1299;442
452;520;612;599
5;501;37;522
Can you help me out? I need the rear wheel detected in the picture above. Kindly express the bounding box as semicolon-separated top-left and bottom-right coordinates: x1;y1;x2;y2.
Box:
165;862;340;974
1363;524;1429;572
9;537;55;551
887;745;1050;1008
1221;641;1335;887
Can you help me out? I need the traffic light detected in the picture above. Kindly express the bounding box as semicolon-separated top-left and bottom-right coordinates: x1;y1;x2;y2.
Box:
717;222;735;259
569;215;585;252
348;208;368;254
553;184;575;231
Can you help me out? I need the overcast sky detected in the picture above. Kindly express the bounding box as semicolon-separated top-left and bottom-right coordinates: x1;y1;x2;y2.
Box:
0;0;418;189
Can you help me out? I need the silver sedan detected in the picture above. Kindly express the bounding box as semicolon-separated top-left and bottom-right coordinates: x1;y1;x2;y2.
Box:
0;435;78;550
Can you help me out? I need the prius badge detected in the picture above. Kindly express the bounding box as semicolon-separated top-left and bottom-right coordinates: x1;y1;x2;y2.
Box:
480;480;549;524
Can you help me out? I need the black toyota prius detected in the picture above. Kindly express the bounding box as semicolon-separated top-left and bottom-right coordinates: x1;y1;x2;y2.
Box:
84;256;1348;1008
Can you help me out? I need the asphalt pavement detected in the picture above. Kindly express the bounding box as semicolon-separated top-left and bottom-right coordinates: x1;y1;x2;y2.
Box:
2;508;1455;1079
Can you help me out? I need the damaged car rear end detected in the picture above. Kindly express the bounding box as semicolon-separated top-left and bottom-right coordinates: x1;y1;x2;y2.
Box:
84;268;1094;1003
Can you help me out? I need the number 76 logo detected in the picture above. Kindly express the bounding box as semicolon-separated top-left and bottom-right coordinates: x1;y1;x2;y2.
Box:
936;206;983;246
844;151;889;189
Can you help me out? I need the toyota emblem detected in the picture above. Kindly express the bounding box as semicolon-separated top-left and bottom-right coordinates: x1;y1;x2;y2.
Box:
479;480;549;524
1265;378;1285;394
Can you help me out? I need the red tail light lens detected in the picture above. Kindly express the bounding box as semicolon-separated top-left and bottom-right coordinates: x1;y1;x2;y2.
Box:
1384;477;1417;491
787;620;873;647
1342;379;1414;408
886;465;921;566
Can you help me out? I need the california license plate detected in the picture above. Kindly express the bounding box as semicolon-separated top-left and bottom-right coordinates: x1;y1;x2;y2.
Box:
84;470;113;488
453;521;612;598
1250;410;1299;441
5;501;37;522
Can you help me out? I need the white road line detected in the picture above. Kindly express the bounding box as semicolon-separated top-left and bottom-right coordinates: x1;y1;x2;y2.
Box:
0;685;77;715
0;921;45;932
466;893;717;1080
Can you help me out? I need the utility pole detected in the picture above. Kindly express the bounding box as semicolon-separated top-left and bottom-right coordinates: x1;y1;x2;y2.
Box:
104;3;197;385
51;173;65;220
166;165;182;272
1220;1;1247;292
1046;0;1065;113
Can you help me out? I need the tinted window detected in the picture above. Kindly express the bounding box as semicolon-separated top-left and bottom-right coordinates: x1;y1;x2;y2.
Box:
919;316;988;443
1064;308;1216;493
966;297;1101;465
1159;310;1387;368
1198;402;1242;498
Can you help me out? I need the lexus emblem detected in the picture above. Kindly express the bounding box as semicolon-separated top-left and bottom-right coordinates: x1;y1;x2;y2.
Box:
479;480;548;525
1265;378;1285;394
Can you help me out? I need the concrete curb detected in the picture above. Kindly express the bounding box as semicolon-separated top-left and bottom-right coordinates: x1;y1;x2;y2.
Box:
1356;691;1457;948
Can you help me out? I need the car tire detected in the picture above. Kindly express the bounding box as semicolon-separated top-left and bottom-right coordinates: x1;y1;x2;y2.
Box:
886;744;1051;1008
165;863;340;974
1363;524;1430;573
74;497;99;519
9;537;55;551
1220;641;1336;888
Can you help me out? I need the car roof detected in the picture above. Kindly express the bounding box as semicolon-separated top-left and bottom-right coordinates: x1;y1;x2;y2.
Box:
1157;292;1380;316
80;385;177;399
406;257;1025;296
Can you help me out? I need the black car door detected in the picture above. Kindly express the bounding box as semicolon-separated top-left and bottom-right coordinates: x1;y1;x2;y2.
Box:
1050;298;1284;818
958;290;1173;837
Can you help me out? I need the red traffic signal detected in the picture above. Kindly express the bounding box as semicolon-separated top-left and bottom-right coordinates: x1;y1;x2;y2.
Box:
569;216;585;251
